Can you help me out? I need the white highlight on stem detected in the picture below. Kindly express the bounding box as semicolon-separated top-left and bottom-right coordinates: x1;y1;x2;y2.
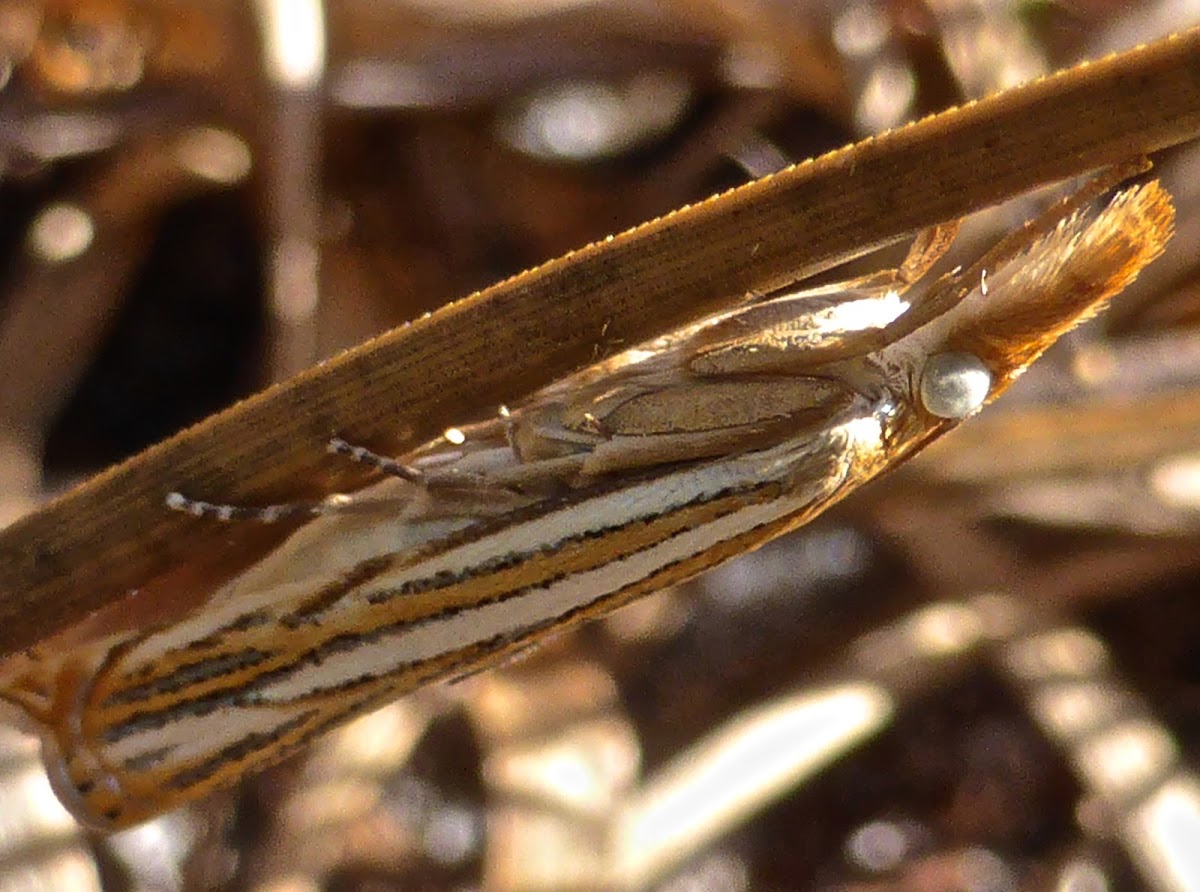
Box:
613;684;893;887
1129;776;1200;892
29;204;93;263
254;0;326;90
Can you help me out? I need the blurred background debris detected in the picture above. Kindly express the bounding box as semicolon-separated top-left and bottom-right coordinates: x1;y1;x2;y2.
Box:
2;1;1200;889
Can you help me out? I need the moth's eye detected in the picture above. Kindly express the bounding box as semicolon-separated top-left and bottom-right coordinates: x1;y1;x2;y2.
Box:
919;352;992;419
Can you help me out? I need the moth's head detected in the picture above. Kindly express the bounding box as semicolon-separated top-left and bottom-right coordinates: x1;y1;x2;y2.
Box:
916;350;993;419
902;180;1174;422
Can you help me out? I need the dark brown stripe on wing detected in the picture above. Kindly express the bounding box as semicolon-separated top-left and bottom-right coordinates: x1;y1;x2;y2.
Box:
281;555;396;628
102;648;276;707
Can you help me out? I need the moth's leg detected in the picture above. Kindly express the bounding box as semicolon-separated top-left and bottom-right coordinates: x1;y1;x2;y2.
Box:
842;219;961;295
510;403;608;461
445;452;588;492
717;219;960;319
578;423;799;477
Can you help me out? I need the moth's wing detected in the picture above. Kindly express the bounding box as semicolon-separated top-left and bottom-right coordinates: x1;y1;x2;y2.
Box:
26;385;877;831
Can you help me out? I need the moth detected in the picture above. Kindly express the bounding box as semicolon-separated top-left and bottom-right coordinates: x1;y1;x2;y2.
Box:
0;169;1174;830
